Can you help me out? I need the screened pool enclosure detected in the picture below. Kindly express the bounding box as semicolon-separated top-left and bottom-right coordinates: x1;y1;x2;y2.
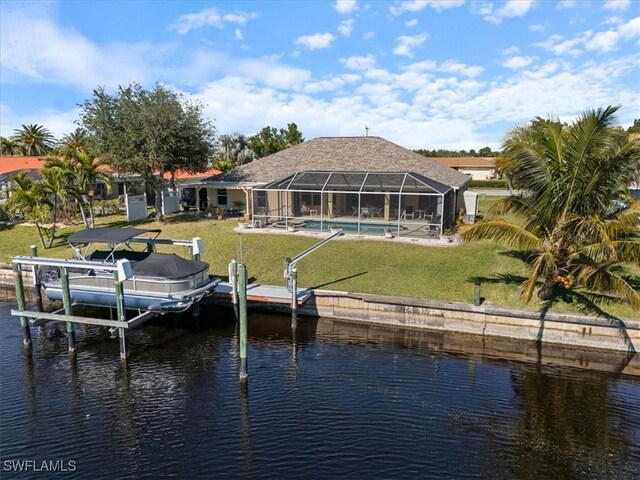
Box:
252;171;457;238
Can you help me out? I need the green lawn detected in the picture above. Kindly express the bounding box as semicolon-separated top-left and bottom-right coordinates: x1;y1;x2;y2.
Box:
1;200;637;319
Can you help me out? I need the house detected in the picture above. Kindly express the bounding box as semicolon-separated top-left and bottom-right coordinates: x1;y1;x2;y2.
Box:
0;155;220;206
0;156;47;202
186;136;471;236
431;157;497;180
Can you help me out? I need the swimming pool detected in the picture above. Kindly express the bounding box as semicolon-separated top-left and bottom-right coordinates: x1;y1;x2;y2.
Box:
303;220;405;233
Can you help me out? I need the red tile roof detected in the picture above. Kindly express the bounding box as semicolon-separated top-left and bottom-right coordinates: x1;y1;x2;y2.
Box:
0;156;220;179
0;156;47;174
164;167;221;180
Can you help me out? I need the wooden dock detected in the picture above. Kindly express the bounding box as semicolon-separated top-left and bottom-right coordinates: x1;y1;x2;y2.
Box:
213;282;312;304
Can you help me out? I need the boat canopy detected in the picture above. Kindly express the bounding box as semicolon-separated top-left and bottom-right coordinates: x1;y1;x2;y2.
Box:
131;253;208;279
68;227;161;245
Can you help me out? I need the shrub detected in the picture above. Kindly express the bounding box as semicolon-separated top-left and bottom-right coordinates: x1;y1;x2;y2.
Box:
94;199;121;216
0;203;9;222
469;179;509;189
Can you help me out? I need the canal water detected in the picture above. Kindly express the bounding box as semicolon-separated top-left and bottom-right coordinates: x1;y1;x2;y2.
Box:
1;303;639;479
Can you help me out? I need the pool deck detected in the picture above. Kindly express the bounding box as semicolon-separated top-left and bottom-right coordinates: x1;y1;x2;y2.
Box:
245;214;450;243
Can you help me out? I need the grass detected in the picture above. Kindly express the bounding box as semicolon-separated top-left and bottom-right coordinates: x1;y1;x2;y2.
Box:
1;198;637;319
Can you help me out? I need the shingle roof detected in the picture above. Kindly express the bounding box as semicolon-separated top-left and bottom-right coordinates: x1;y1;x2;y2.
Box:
219;137;471;188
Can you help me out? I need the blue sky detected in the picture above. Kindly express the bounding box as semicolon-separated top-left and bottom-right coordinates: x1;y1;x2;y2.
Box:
1;0;639;150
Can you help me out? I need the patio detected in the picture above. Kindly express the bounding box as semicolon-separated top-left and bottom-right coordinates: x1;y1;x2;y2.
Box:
252;171;456;239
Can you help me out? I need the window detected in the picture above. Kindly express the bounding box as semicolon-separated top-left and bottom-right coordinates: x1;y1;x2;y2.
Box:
217;188;228;206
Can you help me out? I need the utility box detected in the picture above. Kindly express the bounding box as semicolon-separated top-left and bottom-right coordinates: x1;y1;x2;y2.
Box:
463;191;479;224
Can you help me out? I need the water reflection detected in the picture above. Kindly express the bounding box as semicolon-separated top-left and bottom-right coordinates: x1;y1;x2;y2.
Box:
2;304;638;479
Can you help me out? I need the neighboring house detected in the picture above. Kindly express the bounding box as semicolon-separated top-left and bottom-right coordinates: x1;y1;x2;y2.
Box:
431;157;497;180
0;156;47;202
185;136;471;234
1;155;220;206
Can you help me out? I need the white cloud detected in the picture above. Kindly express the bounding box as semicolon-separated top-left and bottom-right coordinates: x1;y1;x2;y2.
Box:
294;32;336;50
341;54;376;70
393;33;428;57
619;16;640;38
556;0;576;9
406;19;419;27
603;0;630;11
334;0;358;14
168;8;258;34
234;29;243;40
501;45;519;55
536;18;640;56
438;61;484;77
481;0;534;24
363;31;375;40
585;30;620;52
529;24;545;33
338;19;355;36
390;0;465;16
503;55;534;69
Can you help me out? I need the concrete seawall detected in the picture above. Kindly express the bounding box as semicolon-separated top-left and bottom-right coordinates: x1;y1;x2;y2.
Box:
1;264;638;353
298;290;639;353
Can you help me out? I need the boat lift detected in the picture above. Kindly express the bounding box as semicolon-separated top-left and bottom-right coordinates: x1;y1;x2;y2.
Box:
284;231;343;316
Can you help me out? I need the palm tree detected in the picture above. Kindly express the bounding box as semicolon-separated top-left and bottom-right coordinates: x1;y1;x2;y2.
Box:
70;151;112;227
6;172;51;248
0;136;23;156
462;106;640;312
37;167;80;247
11;124;56;156
59;128;92;153
214;133;255;167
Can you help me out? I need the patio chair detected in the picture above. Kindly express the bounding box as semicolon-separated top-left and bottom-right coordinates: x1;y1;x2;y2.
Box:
370;207;382;218
351;206;359;216
401;206;415;220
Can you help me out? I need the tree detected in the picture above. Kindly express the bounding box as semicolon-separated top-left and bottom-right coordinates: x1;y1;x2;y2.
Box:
11;124;55;155
6;172;50;249
213;133;255;169
248;123;304;158
80;83;215;220
0;136;23;156
59;128;93;153
37;166;80;247
462;106;640;312
478;146;492;157
45;151;112;227
628;119;640;134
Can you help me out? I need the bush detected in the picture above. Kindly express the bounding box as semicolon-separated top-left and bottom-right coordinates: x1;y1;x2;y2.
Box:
469;179;509;189
93;199;122;216
0;203;9;222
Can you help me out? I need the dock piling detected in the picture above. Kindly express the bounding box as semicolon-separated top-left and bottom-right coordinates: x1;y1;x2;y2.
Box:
113;272;128;360
229;258;238;306
60;267;77;353
30;245;44;312
291;268;298;329
238;263;248;381
12;263;32;348
474;279;482;307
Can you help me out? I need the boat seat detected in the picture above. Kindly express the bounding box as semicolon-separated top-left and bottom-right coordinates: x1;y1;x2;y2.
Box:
89;250;152;263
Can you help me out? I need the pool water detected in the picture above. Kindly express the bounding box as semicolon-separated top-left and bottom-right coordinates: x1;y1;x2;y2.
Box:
304;220;405;233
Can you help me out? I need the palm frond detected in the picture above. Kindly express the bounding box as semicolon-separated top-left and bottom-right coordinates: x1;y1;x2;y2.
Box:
573;262;640;311
461;220;542;250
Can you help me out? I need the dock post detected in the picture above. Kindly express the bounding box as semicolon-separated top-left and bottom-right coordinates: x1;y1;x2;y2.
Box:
30;245;44;312
113;272;128;360
474;279;482;306
13;263;32;348
238;263;248;382
291;268;298;329
230;258;238;306
60;267;77;353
